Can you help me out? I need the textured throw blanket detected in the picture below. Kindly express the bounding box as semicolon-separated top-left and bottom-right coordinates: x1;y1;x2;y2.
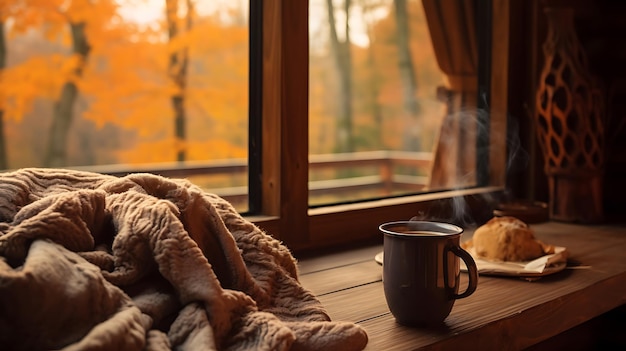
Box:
0;168;368;351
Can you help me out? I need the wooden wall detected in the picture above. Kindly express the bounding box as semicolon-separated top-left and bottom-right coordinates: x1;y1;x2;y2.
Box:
573;0;626;218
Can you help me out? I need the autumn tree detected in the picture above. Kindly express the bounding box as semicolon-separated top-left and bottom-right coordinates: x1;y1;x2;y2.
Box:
166;0;194;162
0;0;30;169
393;0;420;151
45;21;90;167
0;0;59;169
78;1;248;165
0;0;251;172
326;0;355;153
365;0;442;152
0;0;120;167
0;17;7;169
358;0;386;149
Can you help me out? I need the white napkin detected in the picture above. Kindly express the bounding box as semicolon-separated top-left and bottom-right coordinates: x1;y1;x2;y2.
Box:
462;246;568;275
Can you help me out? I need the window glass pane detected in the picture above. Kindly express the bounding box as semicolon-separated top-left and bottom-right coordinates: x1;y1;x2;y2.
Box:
0;0;249;211
309;0;480;206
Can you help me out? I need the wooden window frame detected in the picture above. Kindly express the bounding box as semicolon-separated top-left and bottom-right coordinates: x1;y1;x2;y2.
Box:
248;0;512;253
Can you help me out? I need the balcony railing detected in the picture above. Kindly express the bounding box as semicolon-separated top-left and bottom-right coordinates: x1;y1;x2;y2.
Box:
74;150;433;209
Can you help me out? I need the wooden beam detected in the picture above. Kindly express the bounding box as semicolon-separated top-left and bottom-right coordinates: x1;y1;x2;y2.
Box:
262;0;310;247
490;0;511;188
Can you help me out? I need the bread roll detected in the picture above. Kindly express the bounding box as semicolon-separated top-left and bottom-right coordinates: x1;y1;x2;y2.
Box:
465;216;554;262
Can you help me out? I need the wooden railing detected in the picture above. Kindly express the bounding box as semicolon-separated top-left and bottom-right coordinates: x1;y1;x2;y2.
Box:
75;150;433;207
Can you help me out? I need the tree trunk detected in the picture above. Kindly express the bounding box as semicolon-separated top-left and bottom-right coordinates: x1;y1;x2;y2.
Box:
393;0;420;150
326;0;354;153
45;22;90;167
166;0;191;162
0;21;7;169
361;1;384;149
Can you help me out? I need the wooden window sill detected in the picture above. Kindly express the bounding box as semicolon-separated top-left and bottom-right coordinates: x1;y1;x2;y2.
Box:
296;221;626;350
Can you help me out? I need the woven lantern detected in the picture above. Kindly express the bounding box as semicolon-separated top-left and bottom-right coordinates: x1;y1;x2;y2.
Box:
535;7;605;223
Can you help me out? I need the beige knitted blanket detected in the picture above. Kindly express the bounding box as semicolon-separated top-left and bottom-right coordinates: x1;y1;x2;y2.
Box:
0;168;368;351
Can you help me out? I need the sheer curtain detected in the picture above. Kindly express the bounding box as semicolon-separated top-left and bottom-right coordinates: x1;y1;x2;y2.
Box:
422;0;478;190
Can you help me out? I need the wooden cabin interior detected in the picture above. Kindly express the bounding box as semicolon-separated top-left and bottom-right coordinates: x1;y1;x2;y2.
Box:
0;0;624;350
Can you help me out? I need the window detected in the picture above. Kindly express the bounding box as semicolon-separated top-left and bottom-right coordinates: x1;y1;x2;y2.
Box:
309;0;447;207
256;0;509;251
0;0;251;212
1;0;511;251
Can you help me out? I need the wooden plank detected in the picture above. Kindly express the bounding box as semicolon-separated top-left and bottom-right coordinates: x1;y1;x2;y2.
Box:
489;0;511;187
316;275;474;324
277;0;310;249
299;260;382;296
306;187;503;251
316;282;391;323
261;0;310;247
296;244;383;274
261;0;282;218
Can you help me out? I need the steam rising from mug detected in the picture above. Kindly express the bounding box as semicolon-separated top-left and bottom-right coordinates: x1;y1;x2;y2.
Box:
417;104;528;227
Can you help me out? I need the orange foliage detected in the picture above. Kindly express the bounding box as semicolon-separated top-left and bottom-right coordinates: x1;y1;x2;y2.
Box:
116;137;246;163
1;0;249;167
3;0;444;168
0;55;63;118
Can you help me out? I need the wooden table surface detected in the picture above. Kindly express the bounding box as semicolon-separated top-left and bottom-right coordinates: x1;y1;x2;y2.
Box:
296;221;626;350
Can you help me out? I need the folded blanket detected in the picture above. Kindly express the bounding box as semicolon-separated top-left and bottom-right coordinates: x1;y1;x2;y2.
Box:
0;168;368;351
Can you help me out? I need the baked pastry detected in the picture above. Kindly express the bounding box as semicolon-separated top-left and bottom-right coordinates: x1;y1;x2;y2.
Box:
463;216;555;262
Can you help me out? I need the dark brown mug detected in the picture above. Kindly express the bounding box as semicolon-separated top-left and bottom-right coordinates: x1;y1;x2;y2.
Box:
380;221;478;326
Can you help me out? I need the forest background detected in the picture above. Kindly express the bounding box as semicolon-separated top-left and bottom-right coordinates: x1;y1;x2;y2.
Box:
0;0;446;183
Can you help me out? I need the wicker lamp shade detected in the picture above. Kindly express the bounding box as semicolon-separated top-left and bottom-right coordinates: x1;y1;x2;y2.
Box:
535;7;605;223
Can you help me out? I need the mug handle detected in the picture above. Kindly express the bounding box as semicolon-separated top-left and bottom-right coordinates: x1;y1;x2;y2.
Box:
450;245;478;299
